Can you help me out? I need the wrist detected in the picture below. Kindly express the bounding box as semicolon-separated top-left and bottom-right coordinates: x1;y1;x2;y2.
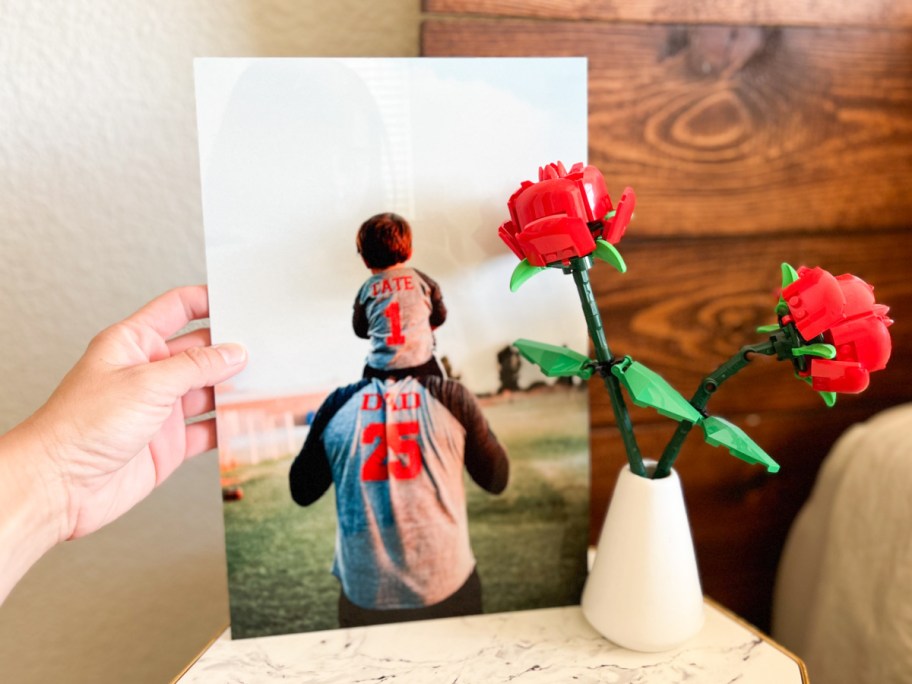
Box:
0;413;71;602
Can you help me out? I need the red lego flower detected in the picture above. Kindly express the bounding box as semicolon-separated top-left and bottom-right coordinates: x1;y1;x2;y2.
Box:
498;162;635;267
782;266;892;393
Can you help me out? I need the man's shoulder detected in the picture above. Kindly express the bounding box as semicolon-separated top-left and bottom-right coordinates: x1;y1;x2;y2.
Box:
414;374;449;390
414;376;475;407
322;378;375;413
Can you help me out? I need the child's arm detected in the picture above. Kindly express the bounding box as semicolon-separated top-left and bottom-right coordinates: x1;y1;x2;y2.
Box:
430;288;447;329
416;270;447;328
352;295;369;339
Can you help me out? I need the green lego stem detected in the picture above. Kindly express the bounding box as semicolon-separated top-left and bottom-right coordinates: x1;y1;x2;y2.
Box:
652;340;777;479
567;257;647;478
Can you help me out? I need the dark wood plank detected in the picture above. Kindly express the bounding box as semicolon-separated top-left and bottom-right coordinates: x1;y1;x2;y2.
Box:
423;20;912;236
590;409;876;543
578;230;911;630
583;231;911;427
424;0;912;28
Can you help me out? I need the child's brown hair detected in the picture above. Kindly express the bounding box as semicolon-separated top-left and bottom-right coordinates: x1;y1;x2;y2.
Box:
357;213;412;269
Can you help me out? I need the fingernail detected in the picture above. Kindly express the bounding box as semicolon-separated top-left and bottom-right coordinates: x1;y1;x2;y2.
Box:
214;343;247;366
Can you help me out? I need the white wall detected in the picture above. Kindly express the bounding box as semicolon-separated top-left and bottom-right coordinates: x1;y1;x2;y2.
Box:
0;2;419;681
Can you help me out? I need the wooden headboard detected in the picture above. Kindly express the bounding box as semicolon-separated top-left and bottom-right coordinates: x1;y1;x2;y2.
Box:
421;1;912;631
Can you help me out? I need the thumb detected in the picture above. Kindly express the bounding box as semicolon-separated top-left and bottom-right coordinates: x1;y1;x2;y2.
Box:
153;343;248;396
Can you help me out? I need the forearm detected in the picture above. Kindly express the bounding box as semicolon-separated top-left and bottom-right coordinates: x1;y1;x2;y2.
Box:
352;300;369;339
289;448;332;506
428;279;446;328
429;297;446;328
0;414;69;603
450;398;509;492
0;285;248;604
289;426;333;506
465;432;509;494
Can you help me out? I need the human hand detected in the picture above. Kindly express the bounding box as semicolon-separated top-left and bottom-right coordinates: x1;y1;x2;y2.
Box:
23;285;246;541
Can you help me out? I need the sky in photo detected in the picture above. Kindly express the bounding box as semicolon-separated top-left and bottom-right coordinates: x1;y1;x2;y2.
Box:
196;57;589;399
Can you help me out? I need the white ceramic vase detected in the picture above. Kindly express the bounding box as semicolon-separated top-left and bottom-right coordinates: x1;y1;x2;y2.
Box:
581;461;704;652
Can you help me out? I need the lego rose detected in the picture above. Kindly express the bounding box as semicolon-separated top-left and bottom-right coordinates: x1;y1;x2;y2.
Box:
499;161;895;481
498;161;635;267
781;266;892;393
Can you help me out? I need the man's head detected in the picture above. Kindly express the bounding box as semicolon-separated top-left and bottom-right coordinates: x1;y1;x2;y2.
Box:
357;213;412;270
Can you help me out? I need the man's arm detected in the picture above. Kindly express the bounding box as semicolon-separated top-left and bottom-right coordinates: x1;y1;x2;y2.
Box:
289;405;334;506
289;428;332;506
289;380;368;505
352;295;369;339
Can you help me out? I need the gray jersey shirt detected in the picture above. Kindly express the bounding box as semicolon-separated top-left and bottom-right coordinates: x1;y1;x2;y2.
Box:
290;376;508;610
353;267;446;370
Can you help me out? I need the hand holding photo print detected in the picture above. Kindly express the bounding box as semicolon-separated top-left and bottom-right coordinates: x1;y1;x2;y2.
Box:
196;57;590;638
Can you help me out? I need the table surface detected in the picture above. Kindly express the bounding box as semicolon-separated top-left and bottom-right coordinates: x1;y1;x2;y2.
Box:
175;601;808;683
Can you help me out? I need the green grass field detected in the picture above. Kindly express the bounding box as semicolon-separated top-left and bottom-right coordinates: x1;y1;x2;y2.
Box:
223;387;589;638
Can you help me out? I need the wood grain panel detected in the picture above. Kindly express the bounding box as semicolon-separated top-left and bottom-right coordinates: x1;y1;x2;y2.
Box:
582;231;912;427
566;230;910;631
423;20;912;237
590;409;878;544
422;7;912;633
424;0;912;28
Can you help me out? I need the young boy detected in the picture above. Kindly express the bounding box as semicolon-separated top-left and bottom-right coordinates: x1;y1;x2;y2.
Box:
353;213;447;379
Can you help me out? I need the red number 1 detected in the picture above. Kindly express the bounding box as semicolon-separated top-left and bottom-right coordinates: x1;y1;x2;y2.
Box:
361;421;422;481
384;301;406;346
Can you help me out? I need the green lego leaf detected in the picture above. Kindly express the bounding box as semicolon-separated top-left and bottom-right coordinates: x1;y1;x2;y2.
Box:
792;343;837;360
509;259;547;292
756;324;780;334
611;357;703;423
819;391;837;407
702;416;781;473
781;262;799;288
778;262;800;314
593;239;627;273
795;372;838;407
513;339;594;380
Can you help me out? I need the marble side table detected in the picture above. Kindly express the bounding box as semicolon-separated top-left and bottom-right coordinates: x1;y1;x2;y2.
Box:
175;600;807;683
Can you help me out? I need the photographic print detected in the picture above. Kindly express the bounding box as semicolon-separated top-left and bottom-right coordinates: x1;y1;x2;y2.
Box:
196;57;590;638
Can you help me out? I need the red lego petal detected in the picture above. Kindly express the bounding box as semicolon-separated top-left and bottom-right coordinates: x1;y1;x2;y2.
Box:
836;274;877;318
517;215;596;266
829;314;893;372
782;267;846;340
511;177;589;231
809;359;870;393
577;165;612;223
497;220;525;261
539;161;567;181
602;187;636;245
506;182;532;229
874;304;893;325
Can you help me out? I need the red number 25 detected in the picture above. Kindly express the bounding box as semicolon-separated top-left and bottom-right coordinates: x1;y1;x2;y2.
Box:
361;421;422;481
